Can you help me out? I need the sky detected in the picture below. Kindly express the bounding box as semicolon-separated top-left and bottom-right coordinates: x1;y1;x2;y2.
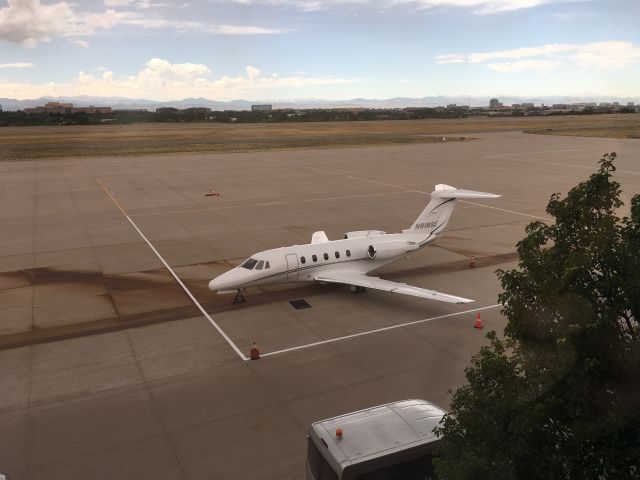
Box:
0;0;639;101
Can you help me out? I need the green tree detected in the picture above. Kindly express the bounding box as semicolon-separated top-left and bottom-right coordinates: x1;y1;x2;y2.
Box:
434;153;640;479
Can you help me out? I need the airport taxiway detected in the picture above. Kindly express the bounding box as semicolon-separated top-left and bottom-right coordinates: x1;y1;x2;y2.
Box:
0;131;638;479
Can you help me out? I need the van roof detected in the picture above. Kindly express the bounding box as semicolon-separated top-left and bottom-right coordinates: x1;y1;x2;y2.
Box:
309;399;445;468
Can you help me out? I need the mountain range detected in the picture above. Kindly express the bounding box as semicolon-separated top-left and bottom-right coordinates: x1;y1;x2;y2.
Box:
1;95;638;112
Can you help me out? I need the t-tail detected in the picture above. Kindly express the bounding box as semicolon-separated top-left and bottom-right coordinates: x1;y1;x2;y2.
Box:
405;184;501;240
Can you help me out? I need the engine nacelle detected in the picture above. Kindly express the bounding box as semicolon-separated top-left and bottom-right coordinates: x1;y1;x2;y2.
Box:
344;230;386;240
367;240;418;260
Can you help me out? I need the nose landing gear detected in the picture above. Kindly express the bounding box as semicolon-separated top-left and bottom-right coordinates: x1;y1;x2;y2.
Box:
233;288;247;304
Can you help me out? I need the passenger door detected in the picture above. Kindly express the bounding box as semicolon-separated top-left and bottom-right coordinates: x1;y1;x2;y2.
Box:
286;254;299;282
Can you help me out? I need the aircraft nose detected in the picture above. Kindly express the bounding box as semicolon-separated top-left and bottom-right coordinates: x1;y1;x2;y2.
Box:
209;270;237;291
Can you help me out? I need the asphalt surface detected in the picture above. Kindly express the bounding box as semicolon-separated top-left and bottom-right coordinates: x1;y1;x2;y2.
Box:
0;131;638;479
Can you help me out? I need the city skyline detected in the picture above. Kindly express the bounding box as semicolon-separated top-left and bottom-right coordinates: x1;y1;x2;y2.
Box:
0;0;639;101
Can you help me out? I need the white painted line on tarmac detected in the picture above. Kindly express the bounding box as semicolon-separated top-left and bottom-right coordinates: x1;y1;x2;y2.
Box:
485;153;640;175
260;303;501;358
308;167;551;221
488;148;596;158
129;190;415;217
97;178;248;362
458;200;552;221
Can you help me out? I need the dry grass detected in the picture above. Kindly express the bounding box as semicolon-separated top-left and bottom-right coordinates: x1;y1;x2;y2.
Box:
1;113;638;160
526;125;640;139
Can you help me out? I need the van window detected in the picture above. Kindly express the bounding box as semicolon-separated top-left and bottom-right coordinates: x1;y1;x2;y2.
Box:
353;454;436;480
346;250;351;257
312;255;318;262
335;251;340;259
324;253;329;261
255;260;264;270
308;439;338;480
301;256;306;264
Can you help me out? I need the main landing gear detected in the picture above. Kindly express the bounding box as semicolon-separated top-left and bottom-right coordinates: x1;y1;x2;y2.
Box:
350;285;367;294
233;288;247;304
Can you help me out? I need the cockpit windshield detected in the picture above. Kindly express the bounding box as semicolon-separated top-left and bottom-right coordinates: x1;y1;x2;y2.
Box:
241;258;258;269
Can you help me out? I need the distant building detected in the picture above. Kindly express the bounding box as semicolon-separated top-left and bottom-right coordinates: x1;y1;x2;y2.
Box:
24;102;110;114
489;98;503;108
627;102;635;107
251;104;272;112
521;102;535;108
183;107;212;115
599;102;612;108
73;106;112;114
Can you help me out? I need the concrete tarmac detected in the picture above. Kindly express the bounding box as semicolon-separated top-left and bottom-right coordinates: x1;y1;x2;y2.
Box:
0;131;638;479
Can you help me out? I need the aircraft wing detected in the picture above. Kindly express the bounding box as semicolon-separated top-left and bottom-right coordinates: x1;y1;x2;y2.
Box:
314;271;474;304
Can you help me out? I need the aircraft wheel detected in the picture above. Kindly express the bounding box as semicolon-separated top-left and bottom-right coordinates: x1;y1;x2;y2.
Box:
232;289;247;304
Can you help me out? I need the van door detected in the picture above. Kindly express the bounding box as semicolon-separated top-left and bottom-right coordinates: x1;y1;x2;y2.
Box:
286;254;299;282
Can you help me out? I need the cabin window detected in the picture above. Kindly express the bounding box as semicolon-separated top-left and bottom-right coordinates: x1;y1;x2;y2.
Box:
265;261;270;269
346;250;351;257
312;255;318;262
255;260;264;270
335;251;340;259
241;258;258;270
323;253;329;261
301;256;306;264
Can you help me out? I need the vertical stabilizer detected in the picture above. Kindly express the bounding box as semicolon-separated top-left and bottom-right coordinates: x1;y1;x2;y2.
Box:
406;184;500;239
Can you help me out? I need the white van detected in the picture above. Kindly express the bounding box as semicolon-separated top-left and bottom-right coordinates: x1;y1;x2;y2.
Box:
306;399;446;480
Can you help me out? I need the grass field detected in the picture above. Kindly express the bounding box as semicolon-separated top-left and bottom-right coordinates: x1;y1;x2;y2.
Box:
1;113;638;160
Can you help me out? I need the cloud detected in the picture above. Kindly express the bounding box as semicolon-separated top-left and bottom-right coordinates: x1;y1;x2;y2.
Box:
104;0;135;5
573;41;640;69
209;25;290;34
0;58;361;100
104;0;153;8
437;41;640;71
436;43;577;63
142;57;211;78
0;0;289;47
217;0;568;14
486;60;557;72
0;0;136;46
0;62;35;69
68;38;90;48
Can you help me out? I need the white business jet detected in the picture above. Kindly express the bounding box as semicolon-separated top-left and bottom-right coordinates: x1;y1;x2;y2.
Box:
209;184;500;304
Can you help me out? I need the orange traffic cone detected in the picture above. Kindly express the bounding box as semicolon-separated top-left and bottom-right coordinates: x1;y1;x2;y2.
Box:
250;341;260;360
473;312;483;329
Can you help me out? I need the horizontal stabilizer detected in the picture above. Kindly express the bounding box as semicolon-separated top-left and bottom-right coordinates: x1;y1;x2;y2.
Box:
315;271;474;304
311;231;329;244
433;184;501;199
